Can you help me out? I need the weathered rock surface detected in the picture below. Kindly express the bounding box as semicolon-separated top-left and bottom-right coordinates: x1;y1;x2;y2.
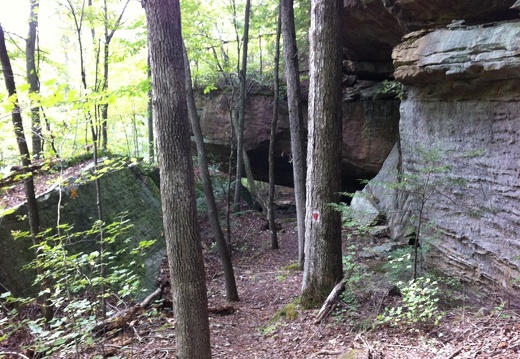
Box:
393;21;520;98
194;91;399;190
365;20;520;302
350;191;383;227
382;0;517;31
340;0;518;65
0;165;164;297
342;0;405;63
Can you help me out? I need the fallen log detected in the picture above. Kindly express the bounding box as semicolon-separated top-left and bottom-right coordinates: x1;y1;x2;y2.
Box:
92;287;162;337
92;287;236;337
314;278;347;324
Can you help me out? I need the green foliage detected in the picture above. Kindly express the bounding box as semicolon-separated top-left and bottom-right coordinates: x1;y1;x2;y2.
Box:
377;277;444;327
383;247;413;282
329;200;370;238
338;247;369;308
1;0;302;164
2;215;155;357
261;299;300;335
380;80;403;99
281;262;300;271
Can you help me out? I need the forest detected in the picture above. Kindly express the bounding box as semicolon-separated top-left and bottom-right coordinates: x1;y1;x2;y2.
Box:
1;0;520;358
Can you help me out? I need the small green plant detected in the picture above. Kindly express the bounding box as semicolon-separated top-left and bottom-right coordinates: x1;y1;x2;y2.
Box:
380;80;403;99
262;322;279;336
377;277;444;327
275;273;288;282
282;262;300;271
384;248;413;282
329;201;370;238
262;299;300;335
384;146;474;280
2;215;154;357
337;246;369;309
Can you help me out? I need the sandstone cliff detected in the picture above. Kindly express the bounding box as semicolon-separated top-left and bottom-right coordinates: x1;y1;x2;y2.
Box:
350;0;520;302
194;90;399;191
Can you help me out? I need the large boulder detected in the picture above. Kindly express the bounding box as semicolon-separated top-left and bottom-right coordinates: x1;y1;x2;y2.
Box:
0;164;164;297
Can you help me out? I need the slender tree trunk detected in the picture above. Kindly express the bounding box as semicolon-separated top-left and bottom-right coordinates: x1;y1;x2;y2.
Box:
68;0;107;317
100;0;130;152
143;1;212;357
301;0;343;308
26;0;41;159
147;54;154;163
233;0;251;210
281;0;306;268
41;109;58;155
100;40;109;152
0;22;39;258
268;3;282;250
183;43;239;302
0;24;51;321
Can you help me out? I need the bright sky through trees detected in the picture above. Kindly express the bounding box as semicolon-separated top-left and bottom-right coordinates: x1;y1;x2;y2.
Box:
0;0;29;34
0;0;308;167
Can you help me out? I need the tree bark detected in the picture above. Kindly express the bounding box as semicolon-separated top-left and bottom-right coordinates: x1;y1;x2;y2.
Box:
268;3;282;250
233;0;251;210
147;54;154;163
281;0;306;268
26;0;41;159
142;1;212;358
0;23;39;247
100;0;130;152
0;23;51;321
183;43;239;302
301;0;343;308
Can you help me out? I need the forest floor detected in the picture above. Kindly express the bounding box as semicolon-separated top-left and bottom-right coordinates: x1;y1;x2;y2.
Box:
108;209;520;359
161;209;519;359
2;161;520;358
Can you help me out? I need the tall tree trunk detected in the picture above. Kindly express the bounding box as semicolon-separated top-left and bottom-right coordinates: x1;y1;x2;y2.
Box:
301;0;343;308
281;0;306;268
233;0;251;210
183;43;239;302
0;24;51;321
26;0;41;159
143;1;212;358
268;3;282;250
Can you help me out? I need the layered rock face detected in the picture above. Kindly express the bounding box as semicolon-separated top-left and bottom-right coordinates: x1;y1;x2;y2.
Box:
343;0;518;303
391;20;520;300
344;0;520;300
194;91;399;190
382;0;517;30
